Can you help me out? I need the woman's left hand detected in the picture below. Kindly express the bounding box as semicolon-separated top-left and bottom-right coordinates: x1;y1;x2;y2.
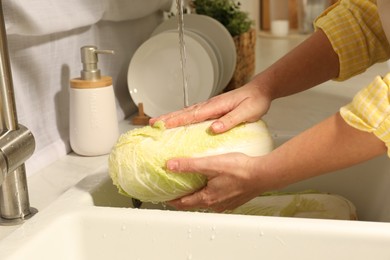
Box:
166;153;270;212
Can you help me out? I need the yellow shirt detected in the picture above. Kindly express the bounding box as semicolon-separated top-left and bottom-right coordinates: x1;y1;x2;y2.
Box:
315;0;390;80
314;0;390;155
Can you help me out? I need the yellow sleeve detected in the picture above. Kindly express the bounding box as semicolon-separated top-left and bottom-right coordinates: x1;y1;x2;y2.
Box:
340;73;390;156
314;0;390;81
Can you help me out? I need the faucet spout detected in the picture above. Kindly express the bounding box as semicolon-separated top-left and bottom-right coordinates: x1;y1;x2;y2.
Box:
0;1;37;225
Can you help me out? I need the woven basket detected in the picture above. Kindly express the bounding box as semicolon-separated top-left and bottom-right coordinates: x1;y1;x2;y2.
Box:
224;28;257;91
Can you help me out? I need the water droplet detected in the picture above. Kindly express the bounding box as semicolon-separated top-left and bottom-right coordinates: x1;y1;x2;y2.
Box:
210;234;216;241
187;254;193;260
121;225;127;231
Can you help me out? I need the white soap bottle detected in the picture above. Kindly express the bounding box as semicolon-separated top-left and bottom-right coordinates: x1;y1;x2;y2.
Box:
70;45;119;156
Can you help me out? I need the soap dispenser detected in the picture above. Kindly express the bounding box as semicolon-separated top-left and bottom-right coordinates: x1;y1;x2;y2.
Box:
69;45;119;156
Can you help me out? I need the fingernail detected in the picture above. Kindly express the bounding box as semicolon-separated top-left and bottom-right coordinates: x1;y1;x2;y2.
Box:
167;160;178;171
211;121;224;132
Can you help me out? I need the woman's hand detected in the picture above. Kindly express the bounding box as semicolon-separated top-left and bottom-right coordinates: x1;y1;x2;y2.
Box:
166;153;275;212
151;29;343;211
166;113;387;213
150;84;271;134
150;30;339;134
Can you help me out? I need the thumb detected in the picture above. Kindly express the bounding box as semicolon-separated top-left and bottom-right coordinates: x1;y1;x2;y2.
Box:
210;111;249;134
210;98;264;134
166;157;221;178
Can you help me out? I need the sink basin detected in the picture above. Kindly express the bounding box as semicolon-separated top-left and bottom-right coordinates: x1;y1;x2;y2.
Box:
2;206;390;260
89;170;175;210
1;166;390;260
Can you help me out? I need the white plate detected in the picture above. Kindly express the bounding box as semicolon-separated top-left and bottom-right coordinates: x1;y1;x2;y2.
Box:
177;29;220;95
152;14;236;94
128;31;215;117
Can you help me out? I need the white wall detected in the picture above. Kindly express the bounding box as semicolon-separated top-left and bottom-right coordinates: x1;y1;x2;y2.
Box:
4;0;172;175
239;0;261;31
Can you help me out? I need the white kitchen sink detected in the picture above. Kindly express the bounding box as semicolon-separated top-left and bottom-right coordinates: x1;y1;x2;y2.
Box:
0;160;390;260
3;205;390;260
2;88;390;259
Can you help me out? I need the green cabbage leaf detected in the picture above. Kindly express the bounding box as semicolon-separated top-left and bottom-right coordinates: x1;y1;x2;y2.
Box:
108;120;273;203
230;192;357;220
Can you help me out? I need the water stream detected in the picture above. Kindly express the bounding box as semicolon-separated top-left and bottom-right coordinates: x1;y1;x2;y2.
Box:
176;0;189;108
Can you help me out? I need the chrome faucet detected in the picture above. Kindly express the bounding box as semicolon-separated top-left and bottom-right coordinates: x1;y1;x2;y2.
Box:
0;1;36;225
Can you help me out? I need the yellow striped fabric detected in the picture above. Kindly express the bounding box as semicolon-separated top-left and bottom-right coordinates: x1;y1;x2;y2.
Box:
314;0;390;155
314;0;390;81
340;73;390;155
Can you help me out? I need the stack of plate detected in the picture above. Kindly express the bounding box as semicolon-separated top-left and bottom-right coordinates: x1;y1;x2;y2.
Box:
127;14;237;117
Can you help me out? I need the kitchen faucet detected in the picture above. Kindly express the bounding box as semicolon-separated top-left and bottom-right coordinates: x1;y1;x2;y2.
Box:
0;1;37;225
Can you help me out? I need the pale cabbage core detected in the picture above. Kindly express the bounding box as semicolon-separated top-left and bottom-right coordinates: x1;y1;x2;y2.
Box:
108;120;273;203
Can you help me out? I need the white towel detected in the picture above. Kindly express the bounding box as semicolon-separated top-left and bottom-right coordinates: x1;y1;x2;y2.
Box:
4;0;172;36
3;0;172;175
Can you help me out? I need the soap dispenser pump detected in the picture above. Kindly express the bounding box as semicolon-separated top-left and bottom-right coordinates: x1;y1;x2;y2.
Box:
69;45;119;156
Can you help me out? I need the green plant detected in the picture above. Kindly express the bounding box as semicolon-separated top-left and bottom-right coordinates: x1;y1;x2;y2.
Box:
190;0;253;37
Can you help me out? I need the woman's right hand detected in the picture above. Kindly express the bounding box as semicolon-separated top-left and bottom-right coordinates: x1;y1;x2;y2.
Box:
149;84;272;134
150;29;340;133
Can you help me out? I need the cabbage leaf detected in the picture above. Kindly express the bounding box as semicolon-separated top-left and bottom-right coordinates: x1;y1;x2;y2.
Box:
108;120;273;203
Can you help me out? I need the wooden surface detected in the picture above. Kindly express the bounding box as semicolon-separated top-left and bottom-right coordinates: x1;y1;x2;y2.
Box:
70;76;112;89
289;0;298;29
131;103;151;125
261;0;270;30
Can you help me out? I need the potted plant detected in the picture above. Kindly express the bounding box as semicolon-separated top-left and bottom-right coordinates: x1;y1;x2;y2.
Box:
190;0;256;91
